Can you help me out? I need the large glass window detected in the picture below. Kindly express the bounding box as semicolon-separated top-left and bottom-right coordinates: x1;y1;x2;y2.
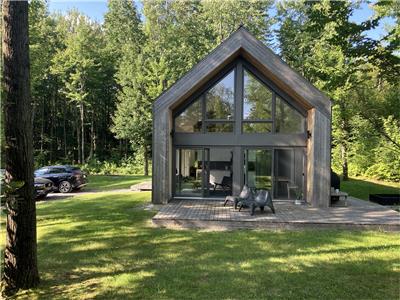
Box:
206;70;235;120
242;70;273;133
275;96;305;134
243;70;272;120
173;63;306;135
174;98;202;133
204;70;235;132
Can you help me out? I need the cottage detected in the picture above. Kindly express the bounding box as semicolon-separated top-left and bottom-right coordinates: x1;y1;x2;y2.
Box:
152;27;331;207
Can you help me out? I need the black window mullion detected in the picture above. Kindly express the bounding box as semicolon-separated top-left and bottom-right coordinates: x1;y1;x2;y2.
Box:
201;94;206;134
235;62;243;135
272;92;276;133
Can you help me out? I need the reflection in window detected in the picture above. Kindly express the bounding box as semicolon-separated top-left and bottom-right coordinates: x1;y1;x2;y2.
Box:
206;71;235;120
243;70;272;120
206;122;234;133
243;122;272;133
174;98;202;132
245;149;272;190
275;97;305;133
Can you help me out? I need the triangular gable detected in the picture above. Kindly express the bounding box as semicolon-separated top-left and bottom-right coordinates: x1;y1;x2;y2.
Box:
153;27;331;118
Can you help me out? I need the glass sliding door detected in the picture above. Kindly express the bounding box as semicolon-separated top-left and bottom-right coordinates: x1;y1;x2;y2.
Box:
205;148;233;197
175;147;233;198
274;148;305;199
175;148;204;197
244;149;272;191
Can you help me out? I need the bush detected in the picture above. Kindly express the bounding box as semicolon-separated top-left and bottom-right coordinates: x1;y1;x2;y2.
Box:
80;156;151;176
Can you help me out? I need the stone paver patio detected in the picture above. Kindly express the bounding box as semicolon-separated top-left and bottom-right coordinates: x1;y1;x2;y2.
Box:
152;197;400;231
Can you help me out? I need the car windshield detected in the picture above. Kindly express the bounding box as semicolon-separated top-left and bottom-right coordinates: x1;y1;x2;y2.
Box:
35;168;49;175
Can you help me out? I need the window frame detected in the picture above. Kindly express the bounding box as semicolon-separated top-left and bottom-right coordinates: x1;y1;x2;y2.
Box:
172;58;307;135
241;67;274;133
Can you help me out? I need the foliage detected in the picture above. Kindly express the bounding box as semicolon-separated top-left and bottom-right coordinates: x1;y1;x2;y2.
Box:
81;156;151;176
1;190;399;299
341;177;400;200
277;0;400;181
29;1;120;165
27;0;400;181
110;0;274;175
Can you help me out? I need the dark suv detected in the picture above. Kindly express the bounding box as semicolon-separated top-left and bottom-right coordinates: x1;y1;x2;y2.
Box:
34;165;88;193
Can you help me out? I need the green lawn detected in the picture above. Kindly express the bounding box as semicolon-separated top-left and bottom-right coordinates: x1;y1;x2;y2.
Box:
1;189;399;299
341;177;400;200
86;175;151;191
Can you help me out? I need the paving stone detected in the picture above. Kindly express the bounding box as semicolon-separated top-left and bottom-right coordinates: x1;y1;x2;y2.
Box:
152;198;400;231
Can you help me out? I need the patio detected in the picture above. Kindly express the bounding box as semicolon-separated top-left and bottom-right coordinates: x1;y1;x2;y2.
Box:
152;197;400;231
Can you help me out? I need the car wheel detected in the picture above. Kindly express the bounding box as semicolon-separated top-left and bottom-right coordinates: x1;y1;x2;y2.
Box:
58;181;72;193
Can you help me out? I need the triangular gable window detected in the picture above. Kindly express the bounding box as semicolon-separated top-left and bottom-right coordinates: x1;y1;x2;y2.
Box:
174;98;202;133
275;96;305;134
173;61;305;134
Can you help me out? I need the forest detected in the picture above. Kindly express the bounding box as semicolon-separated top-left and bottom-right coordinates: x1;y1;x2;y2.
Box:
26;0;399;181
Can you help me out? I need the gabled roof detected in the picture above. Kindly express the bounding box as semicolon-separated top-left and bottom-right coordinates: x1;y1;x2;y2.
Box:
153;26;331;118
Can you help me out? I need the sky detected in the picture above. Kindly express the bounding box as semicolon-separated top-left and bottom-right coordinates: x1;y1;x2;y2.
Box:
48;0;394;41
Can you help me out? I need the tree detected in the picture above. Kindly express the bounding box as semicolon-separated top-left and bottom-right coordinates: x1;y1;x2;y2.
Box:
51;11;104;163
2;0;40;294
278;0;400;181
107;0;149;173
202;0;274;45
111;0;275;175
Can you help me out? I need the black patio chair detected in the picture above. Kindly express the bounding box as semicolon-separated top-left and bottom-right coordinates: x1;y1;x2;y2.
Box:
213;176;232;193
223;184;252;208
253;189;275;215
238;189;275;215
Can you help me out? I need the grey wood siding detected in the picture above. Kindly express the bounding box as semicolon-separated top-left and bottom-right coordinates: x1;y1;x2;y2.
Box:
306;108;331;207
152;109;171;204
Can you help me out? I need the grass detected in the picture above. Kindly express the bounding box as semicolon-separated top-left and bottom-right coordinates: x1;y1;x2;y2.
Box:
341;177;400;200
0;187;399;299
86;175;150;191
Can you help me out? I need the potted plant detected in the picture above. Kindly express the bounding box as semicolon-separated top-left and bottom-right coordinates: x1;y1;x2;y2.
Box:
294;188;305;205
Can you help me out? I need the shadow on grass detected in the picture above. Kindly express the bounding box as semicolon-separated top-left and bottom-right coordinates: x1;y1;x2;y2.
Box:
13;192;400;299
341;178;400;201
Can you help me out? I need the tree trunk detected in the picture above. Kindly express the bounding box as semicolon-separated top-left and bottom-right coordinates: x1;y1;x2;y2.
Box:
2;0;40;294
144;147;149;176
40;97;44;154
49;88;56;162
341;142;349;181
80;102;85;163
339;102;350;181
77;121;81;164
89;113;94;160
63;102;67;158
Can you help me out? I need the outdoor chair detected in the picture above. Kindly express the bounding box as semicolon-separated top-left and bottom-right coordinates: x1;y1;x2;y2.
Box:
238;189;275;215
223;184;251;208
213;176;232;193
287;182;298;199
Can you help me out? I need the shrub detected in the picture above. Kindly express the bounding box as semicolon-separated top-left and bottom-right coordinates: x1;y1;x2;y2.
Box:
80;156;151;176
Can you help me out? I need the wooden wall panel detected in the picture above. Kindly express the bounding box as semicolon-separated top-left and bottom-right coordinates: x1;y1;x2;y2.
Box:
307;109;331;207
152;110;171;204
